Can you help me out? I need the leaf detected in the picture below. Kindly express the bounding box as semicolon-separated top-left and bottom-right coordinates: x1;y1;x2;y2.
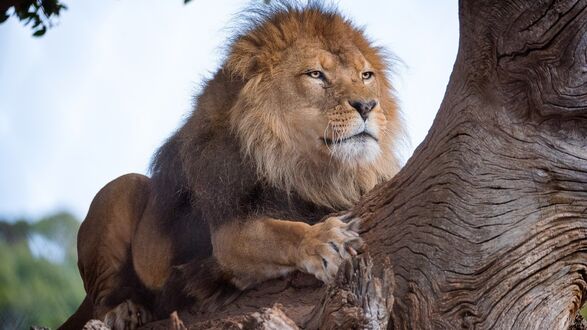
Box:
32;26;46;37
0;0;68;36
0;12;9;24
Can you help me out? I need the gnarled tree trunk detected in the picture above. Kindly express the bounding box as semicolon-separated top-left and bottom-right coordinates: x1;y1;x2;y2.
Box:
144;0;587;328
359;0;587;328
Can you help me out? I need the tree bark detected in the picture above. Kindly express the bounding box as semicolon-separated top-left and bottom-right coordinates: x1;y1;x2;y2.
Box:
359;0;587;327
139;0;587;328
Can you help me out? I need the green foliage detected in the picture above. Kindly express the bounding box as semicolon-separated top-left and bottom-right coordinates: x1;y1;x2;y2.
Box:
1;0;67;37
0;212;84;329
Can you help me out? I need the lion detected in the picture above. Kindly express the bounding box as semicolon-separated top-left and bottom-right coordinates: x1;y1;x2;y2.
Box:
60;2;402;329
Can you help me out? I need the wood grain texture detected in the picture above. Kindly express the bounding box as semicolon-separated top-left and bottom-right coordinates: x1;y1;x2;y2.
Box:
357;0;587;328
303;255;394;330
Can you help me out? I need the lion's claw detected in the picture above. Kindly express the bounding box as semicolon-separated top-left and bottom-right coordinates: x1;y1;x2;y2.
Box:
103;299;152;330
297;214;364;283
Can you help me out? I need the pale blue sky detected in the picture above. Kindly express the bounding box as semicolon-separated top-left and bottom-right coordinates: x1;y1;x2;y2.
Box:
0;0;459;219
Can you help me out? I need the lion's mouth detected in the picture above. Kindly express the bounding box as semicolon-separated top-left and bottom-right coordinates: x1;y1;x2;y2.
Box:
321;131;378;145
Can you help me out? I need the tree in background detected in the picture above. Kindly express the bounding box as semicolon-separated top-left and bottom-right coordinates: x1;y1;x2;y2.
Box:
0;212;84;329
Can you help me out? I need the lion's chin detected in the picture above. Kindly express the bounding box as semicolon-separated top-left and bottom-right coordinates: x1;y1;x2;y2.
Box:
328;138;381;165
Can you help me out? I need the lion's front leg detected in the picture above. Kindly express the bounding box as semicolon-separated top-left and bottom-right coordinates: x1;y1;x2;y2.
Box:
212;214;364;288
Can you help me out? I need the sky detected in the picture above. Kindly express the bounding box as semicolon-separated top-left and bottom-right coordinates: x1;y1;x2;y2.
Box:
0;0;459;220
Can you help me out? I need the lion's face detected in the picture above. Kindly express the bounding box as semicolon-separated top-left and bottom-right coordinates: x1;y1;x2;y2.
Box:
270;44;391;165
225;6;401;208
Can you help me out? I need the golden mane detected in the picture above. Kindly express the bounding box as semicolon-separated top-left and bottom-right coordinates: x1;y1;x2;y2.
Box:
223;3;403;209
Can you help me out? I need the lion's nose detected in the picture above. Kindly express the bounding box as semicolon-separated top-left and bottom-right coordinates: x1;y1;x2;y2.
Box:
349;100;377;121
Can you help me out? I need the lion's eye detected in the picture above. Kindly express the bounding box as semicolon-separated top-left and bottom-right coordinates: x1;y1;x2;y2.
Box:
307;70;324;79
362;71;374;80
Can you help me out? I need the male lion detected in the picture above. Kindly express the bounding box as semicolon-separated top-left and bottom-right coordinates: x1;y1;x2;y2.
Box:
61;3;402;329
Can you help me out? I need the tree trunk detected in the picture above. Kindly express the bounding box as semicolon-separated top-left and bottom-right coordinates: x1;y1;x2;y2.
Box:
358;0;587;327
141;0;587;328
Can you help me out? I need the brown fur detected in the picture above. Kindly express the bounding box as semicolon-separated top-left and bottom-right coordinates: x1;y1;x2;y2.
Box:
227;7;401;209
61;3;402;329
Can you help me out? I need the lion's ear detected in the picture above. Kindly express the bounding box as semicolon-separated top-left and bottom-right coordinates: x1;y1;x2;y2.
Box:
225;37;262;80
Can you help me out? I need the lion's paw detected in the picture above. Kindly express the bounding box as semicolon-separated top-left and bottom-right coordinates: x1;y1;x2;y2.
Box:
297;213;364;283
103;299;151;330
